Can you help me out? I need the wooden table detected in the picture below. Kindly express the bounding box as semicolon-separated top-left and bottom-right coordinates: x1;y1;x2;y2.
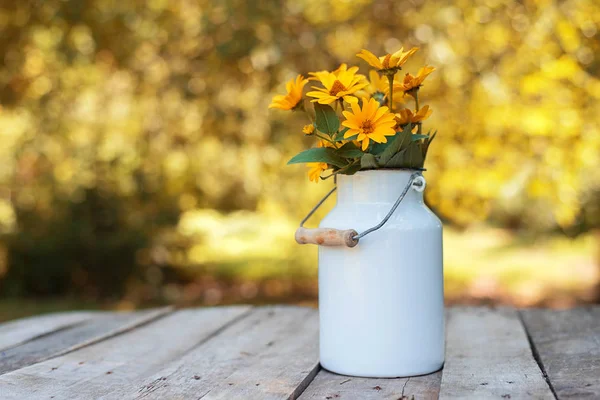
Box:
0;306;597;399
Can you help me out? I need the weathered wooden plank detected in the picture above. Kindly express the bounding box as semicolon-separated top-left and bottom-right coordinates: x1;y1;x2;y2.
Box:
439;307;554;400
0;311;96;351
298;369;442;400
91;306;319;400
198;306;319;400
56;306;320;400
521;307;600;399
0;307;171;375
0;306;251;399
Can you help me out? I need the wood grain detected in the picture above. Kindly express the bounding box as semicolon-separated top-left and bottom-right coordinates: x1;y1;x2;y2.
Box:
521;307;600;399
0;306;250;400
122;306;319;400
0;307;171;375
439;307;554;400
0;312;96;351
1;306;599;399
198;306;319;400
295;227;359;247
299;369;442;400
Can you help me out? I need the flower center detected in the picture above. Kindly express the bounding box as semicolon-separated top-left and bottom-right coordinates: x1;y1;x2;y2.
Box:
329;80;347;96
361;120;375;135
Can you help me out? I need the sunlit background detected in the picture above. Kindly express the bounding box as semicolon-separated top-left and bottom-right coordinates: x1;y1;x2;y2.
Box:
0;0;599;321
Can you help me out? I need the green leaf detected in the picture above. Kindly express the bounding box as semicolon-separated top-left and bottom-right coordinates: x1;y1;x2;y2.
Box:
370;141;390;155
335;161;362;176
338;150;364;158
422;130;437;160
336;142;364;158
333;127;349;141
384;142;424;168
411;134;429;141
384;147;408;168
373;129;426;155
314;103;340;134
360;153;379;169
343;163;362;175
406;142;425;168
287;148;348;168
378;123;413;165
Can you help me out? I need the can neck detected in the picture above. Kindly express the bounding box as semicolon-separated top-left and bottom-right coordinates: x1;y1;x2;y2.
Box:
336;170;423;204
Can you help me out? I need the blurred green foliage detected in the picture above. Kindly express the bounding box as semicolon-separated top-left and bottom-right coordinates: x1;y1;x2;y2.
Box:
0;0;599;307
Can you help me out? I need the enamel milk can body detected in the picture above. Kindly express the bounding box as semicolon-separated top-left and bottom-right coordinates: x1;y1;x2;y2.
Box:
316;169;444;378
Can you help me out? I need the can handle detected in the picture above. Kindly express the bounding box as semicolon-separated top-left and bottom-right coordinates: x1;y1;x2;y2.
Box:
295;171;424;247
295;227;359;247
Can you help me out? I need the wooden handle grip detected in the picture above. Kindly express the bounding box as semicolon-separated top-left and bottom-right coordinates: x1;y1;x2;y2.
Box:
295;227;359;247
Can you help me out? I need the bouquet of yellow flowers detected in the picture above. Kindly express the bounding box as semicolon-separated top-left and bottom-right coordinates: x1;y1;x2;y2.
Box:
270;47;436;183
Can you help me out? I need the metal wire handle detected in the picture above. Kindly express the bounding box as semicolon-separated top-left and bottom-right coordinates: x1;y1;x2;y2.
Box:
299;186;337;228
298;171;424;244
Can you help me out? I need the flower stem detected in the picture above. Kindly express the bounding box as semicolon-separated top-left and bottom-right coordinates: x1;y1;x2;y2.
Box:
316;133;335;143
316;133;340;148
387;74;395;113
414;90;420;112
413;90;422;135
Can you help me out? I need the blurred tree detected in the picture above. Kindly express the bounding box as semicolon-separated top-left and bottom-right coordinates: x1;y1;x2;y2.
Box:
0;0;598;301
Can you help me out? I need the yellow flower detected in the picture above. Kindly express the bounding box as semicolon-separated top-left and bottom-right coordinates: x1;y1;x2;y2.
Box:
356;47;419;73
395;105;433;126
307;162;328;183
302;124;315;135
306;65;367;105
356;70;405;106
396;66;435;93
308;63;361;82
269;75;308;110
341;97;397;151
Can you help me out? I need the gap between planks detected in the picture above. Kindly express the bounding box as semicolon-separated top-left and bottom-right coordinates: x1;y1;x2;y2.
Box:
0;312;97;352
439;307;555;400
0;307;174;376
520;307;600;399
143;306;320;400
518;310;559;399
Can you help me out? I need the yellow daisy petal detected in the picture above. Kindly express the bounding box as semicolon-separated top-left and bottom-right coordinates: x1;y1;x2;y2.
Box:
361;138;369;151
356;49;383;69
269;74;307;111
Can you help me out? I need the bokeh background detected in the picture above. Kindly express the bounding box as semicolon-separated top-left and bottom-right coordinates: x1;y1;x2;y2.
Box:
1;0;599;321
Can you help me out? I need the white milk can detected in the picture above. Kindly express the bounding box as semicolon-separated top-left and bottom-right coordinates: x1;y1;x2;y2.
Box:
295;169;444;378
